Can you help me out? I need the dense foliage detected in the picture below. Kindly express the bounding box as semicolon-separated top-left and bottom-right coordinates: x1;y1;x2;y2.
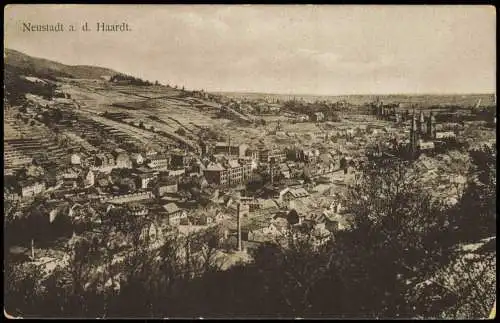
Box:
4;67;60;105
109;74;153;86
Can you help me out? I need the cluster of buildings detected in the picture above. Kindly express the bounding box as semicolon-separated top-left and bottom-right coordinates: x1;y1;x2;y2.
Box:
10;72;495;283
294;110;341;123
372;101;404;123
408;111;457;158
369;101;460;160
6;123;360;249
226;188;351;249
7;92;399;260
294;111;326;122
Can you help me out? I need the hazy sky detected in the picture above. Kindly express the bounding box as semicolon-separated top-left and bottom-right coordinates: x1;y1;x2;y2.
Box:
4;5;496;95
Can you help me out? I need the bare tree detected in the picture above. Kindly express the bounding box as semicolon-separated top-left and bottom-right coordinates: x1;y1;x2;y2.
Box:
409;250;496;319
340;160;454;317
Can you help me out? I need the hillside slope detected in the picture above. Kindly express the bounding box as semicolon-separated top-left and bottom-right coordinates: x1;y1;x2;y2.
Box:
4;48;118;80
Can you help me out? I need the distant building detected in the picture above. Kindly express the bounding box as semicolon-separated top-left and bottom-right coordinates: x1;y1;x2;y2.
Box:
19;180;46;198
130;153;144;166
318;211;351;232
262;218;289;237
313;112;325;122
199;141;211;156
279;163;291;179
154;176;179;197
269;105;281;113
296;114;310;122
259;148;286;163
203;162;227;186
427;112;437;139
191;159;207;175
81;169;95;187
279;187;310;203
410;114;419;158
70;153;82;165
147;154;170;169
417;112;427;135
228;201;250;217
170;151;189;168
239;197;261;212
435;131;456;140
101;191;154;204
127;203;149;216
245;148;260;161
203;159;253;186
155;183;178;197
162;203;187;226
418;140;435;152
82;155;95;168
61;167;80;180
134;172;157;189
190;213;214;226
113;149;132;168
406;111;449;159
144;149;158;158
95;153;115;168
214;142;249;157
169;168;186;177
302;149;320;164
97;178;110;188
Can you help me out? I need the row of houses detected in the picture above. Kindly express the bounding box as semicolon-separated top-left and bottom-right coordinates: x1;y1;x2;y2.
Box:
227;205;351;249
203;141;286;164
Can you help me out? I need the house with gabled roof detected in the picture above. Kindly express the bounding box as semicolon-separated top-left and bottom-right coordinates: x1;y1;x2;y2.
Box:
161;202;187;226
18;179;46;198
279;187;310;203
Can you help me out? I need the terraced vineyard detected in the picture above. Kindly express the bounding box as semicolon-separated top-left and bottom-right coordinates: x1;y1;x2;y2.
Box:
57;79;258;147
4;135;71;171
4;110;71;170
54;81;235;153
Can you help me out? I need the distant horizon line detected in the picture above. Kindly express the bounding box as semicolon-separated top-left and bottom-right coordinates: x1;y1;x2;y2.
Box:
211;90;496;97
5;47;496;98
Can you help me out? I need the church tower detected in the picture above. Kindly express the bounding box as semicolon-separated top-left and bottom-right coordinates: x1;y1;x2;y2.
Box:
427;111;436;139
419;111;426;135
410;113;419;159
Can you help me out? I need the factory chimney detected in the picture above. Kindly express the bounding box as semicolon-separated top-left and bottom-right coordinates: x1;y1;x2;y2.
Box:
270;157;275;185
236;202;242;251
31;238;35;260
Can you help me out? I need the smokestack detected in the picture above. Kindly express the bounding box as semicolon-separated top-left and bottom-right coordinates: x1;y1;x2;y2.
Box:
270;158;274;185
31;239;35;260
237;203;242;251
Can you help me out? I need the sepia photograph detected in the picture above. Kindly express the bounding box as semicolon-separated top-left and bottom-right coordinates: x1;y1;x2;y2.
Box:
3;4;496;319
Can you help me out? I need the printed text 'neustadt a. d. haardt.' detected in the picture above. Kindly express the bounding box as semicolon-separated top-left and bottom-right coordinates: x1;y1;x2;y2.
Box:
22;22;131;32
